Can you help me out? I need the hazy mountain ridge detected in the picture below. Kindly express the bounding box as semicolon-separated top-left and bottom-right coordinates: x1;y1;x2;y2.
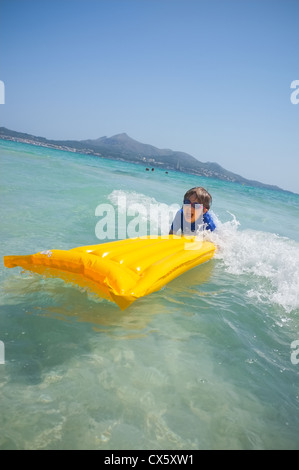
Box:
0;127;286;192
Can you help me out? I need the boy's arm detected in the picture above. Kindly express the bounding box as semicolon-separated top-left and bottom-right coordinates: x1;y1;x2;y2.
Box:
203;211;216;231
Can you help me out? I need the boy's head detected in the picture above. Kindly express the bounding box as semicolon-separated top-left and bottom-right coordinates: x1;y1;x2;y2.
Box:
183;187;212;210
183;187;212;223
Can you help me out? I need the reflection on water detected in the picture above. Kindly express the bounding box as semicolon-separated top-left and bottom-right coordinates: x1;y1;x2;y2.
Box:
2;259;215;337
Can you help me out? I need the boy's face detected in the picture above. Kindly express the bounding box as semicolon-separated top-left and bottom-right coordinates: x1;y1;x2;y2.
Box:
183;194;203;223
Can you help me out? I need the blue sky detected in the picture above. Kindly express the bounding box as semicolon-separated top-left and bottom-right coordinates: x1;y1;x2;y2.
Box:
0;0;298;193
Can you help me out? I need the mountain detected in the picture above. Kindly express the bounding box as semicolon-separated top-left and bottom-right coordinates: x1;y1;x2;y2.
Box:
0;127;285;192
81;133;174;158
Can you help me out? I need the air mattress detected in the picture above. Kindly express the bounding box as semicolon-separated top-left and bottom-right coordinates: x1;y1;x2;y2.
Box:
3;235;215;309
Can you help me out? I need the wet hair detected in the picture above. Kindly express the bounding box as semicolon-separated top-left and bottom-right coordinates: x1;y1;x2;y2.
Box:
183;187;212;210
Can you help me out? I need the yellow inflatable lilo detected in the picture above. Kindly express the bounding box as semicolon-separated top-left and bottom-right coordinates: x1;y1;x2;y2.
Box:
3;235;215;309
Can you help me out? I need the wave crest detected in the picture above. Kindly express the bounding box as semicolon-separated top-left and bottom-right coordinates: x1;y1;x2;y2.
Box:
209;212;299;314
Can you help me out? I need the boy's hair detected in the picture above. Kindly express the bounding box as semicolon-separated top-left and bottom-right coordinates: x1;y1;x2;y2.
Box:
184;187;212;210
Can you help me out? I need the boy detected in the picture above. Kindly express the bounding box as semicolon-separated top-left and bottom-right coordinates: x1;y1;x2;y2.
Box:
169;187;216;235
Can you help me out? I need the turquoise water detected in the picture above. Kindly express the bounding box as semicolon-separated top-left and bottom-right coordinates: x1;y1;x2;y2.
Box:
0;139;299;450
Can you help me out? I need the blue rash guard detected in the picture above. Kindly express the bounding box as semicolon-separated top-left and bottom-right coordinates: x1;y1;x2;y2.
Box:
170;208;216;234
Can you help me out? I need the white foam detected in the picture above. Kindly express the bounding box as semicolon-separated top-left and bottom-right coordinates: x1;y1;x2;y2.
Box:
208;212;299;314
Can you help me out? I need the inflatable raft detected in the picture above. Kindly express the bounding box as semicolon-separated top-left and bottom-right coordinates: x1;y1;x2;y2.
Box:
3;235;215;309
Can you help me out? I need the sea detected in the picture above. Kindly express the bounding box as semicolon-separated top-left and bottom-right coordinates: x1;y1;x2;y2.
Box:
0;139;299;450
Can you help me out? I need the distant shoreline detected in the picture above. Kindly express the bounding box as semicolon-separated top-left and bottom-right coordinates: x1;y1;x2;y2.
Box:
0;127;296;196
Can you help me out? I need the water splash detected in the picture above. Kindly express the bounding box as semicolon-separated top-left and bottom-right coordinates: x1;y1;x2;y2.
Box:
208;212;299;314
